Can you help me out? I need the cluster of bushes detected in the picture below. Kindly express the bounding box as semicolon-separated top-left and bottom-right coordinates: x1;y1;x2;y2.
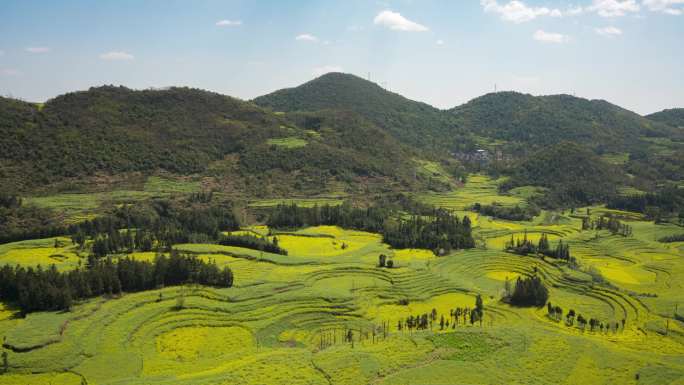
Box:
219;234;287;255
471;202;539;221
0;251;233;313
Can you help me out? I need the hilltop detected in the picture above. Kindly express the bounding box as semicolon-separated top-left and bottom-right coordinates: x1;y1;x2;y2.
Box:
647;108;684;128
449;91;673;153
253;73;458;149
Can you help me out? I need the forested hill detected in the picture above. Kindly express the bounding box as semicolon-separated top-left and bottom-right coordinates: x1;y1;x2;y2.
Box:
0;86;419;193
502;142;624;207
252;72;459;150
449;91;674;152
647;108;684;128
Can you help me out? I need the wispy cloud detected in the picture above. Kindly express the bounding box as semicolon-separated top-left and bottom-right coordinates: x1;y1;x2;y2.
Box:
480;0;563;23
436;39;445;46
25;47;50;54
1;68;20;76
215;19;243;27
595;26;623;36
296;34;319;42
588;0;640;17
99;51;135;61
373;10;428;31
643;0;684;15
312;65;343;77
533;30;569;43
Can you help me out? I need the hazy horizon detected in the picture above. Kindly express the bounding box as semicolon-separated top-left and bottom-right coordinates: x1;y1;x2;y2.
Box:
1;0;683;115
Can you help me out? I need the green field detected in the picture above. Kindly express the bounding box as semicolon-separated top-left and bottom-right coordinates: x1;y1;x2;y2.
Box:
2;181;684;384
267;137;308;148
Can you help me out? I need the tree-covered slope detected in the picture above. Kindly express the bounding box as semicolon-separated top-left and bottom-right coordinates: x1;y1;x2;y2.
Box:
450;92;671;152
253;72;458;149
0;86;419;193
501;142;624;207
647;108;684;128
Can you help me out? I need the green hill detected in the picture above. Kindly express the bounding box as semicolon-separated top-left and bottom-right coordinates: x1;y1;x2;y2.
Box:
647;108;684;128
0;86;419;195
253;72;458;149
450;91;672;152
501;141;624;207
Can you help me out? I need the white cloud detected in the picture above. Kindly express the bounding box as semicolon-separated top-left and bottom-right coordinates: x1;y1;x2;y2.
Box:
373;10;429;31
567;6;585;15
312;65;343;77
643;0;684;15
216;19;242;27
595;26;623;36
99;51;135;61
296;34;319;42
588;0;640;17
1;68;20;76
533;30;569;43
436;39;445;46
25;47;50;53
480;0;563;23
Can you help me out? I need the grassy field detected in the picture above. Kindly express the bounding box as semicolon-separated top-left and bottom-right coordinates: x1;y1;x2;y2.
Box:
267;137;308;148
2;178;684;384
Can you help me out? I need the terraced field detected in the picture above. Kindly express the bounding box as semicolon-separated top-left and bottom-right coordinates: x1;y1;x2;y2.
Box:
1;180;684;384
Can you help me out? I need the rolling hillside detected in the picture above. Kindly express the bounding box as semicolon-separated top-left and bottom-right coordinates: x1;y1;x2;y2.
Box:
0;86;420;195
449;91;673;152
647;108;684;128
253;72;459;149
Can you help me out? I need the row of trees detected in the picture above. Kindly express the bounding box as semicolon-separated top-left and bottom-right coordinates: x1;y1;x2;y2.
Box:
607;186;683;220
471;202;540;222
0;251;233;313
547;302;626;333
504;232;572;261
581;215;633;237
219;234;287;255
658;234;684;243
267;203;475;254
266;202;386;232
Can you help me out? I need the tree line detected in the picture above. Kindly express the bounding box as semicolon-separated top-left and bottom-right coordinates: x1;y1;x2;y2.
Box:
69;198;240;257
267;203;474;254
606;186;684;223
471;202;540;222
504;232;573;262
0;251;233;313
547;302;625;334
581;215;633;237
219;234;287;255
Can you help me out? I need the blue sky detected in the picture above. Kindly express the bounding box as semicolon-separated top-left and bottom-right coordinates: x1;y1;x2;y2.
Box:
0;0;682;114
